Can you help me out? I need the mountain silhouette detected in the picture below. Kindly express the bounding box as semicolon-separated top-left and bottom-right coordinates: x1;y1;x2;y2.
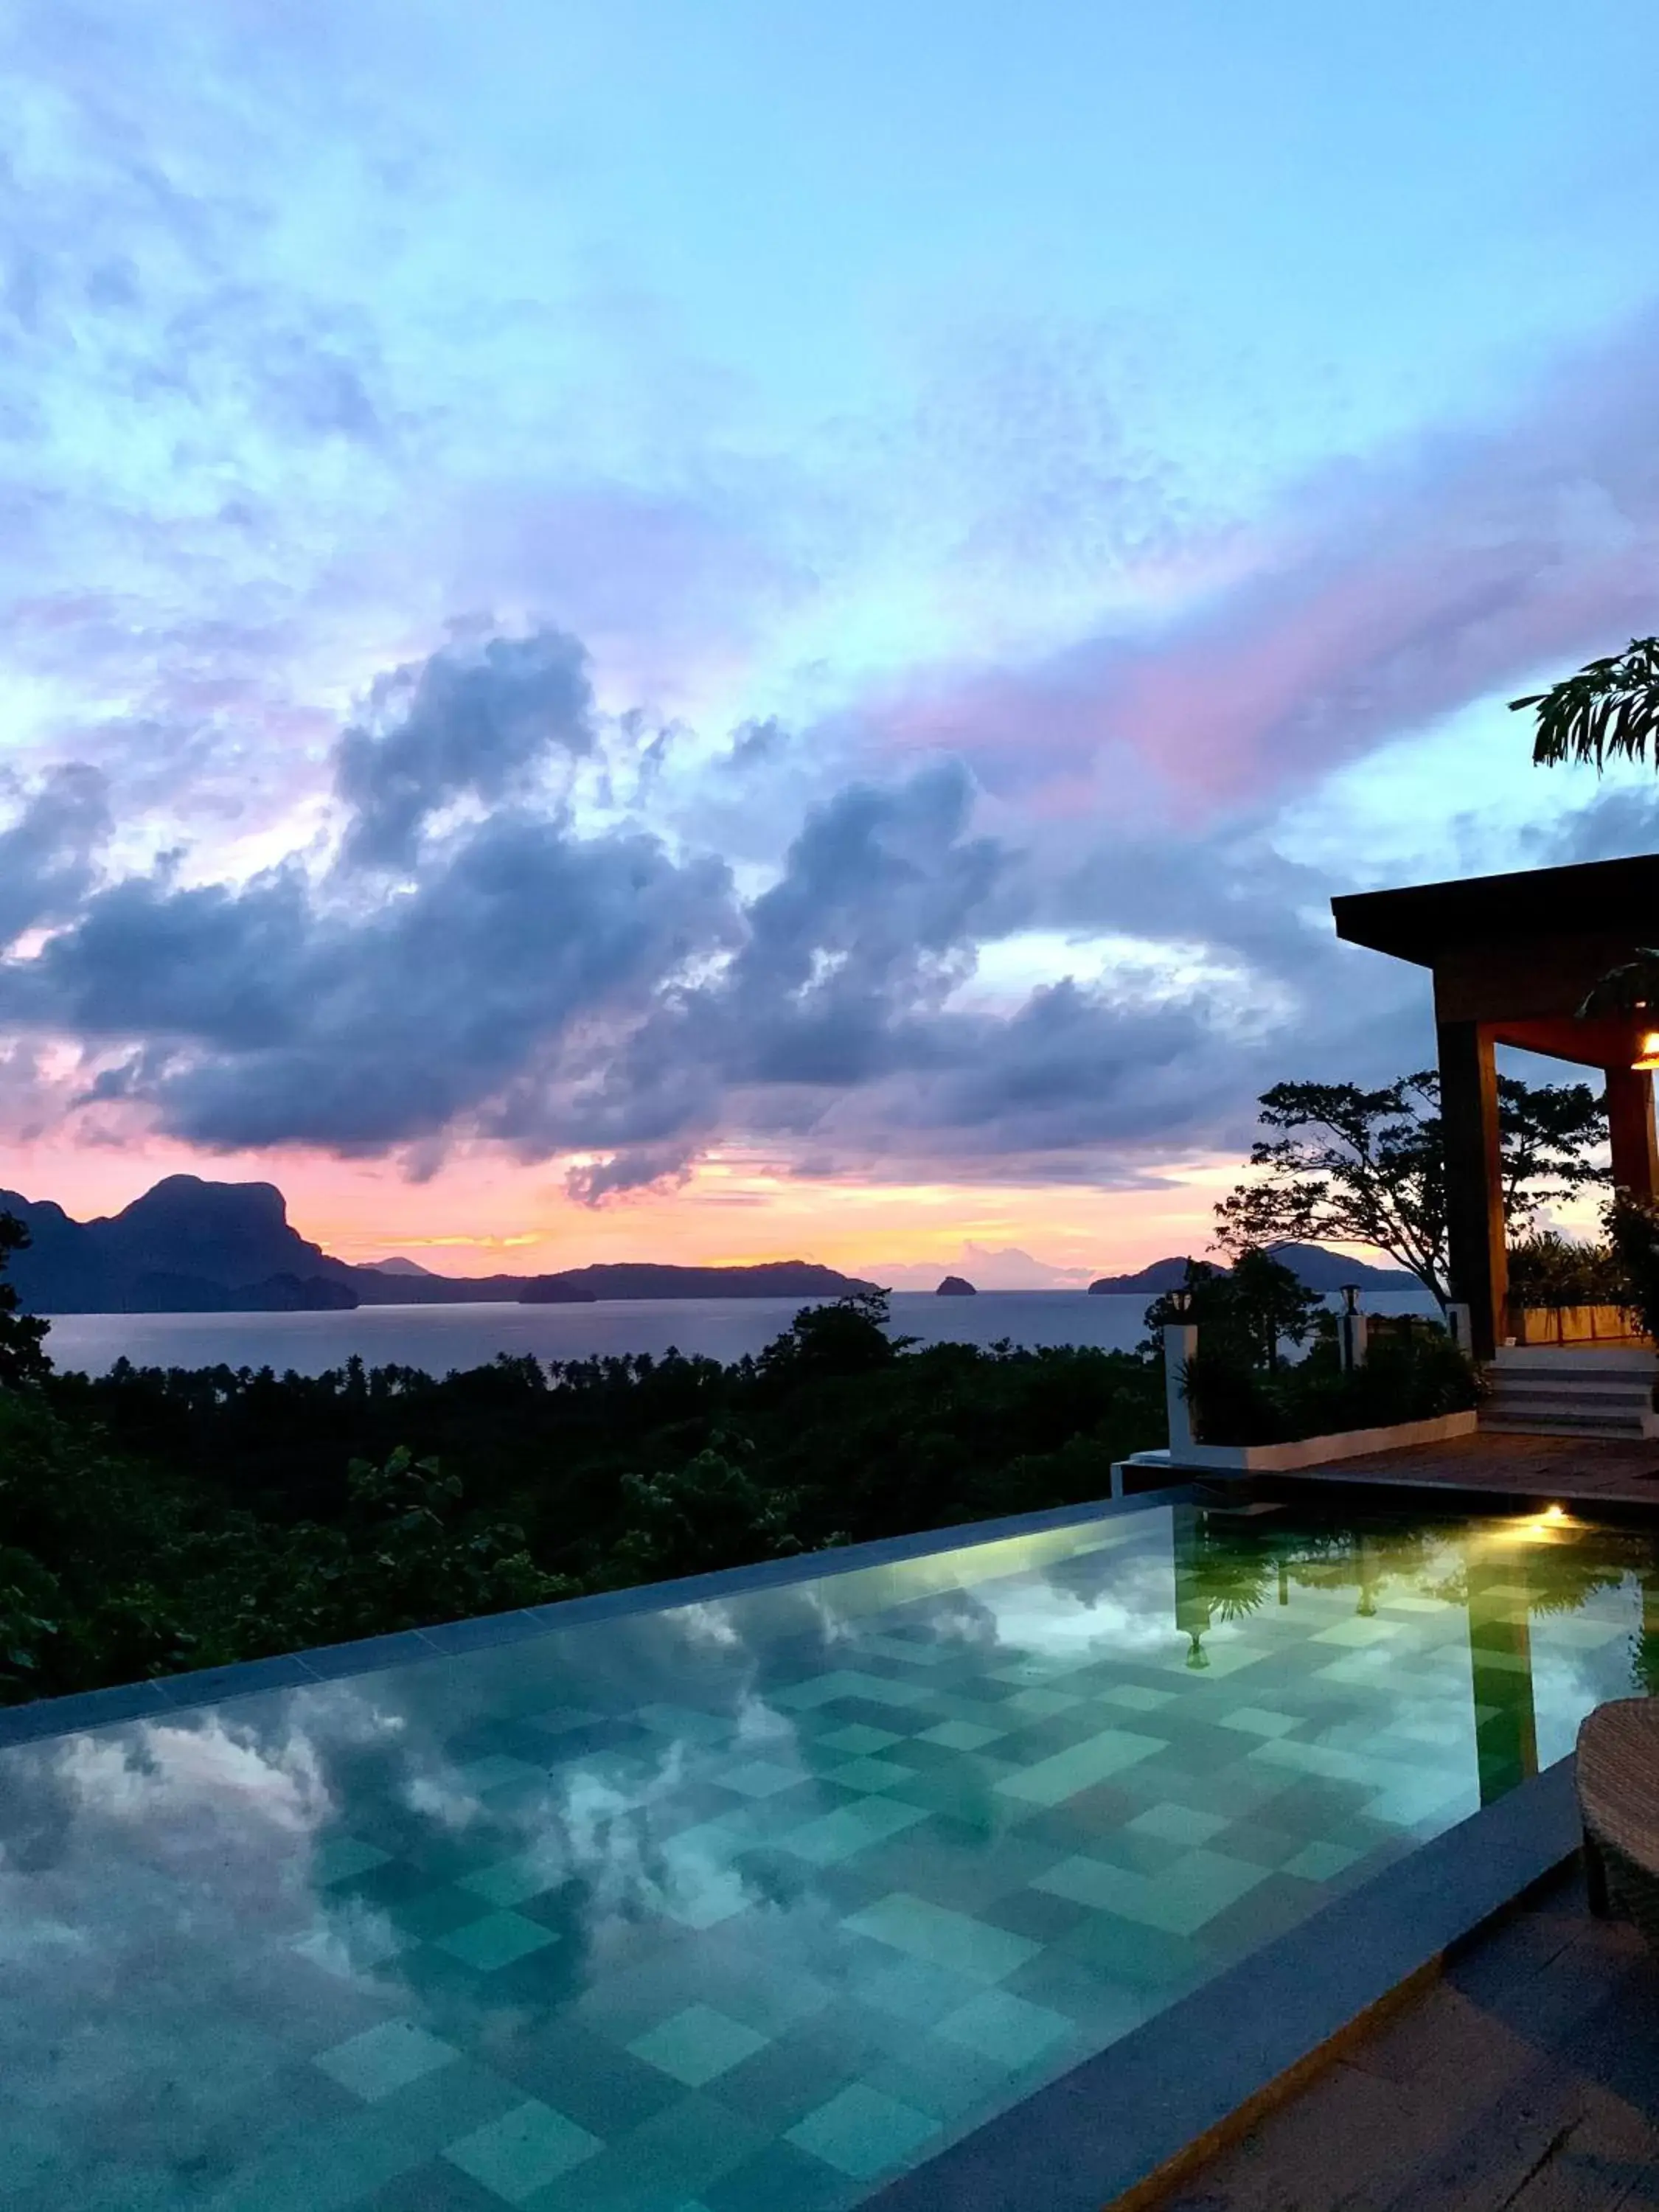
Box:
1087;1244;1413;1295
0;1176;875;1314
0;1176;361;1313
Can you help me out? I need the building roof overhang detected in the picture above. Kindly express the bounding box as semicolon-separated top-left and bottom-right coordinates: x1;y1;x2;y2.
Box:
1332;853;1659;970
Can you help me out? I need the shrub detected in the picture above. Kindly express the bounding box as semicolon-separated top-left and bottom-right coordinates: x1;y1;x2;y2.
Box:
1183;1324;1479;1446
1605;1194;1659;1345
1506;1230;1630;1310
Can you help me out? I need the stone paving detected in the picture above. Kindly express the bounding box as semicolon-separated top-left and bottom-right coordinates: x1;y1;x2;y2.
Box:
1152;1865;1659;2212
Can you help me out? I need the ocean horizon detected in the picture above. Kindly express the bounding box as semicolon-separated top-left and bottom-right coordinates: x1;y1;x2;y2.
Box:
38;1285;1444;1378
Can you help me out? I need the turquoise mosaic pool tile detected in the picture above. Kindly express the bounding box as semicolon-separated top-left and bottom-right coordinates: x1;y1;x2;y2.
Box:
771;1671;933;1713
385;1885;496;1944
456;1854;559;1910
434;1910;561;1973
915;1717;1006;1750
487;2019;682;2137
560;2091;765;2205
815;1723;905;1755
1033;1846;1273;1936
785;2083;941;2181
818;1754;919;1792
442;2098;601;2200
933;1988;1074;2067
779;1797;931;1865
627;2005;771;2087
6;1500;1655;2212
857;2031;1026;2128
633;1704;736;1745
1001;1686;1084;1719
315;1838;395;1888
364;2166;518;2211
1126;1801;1230;1848
1216;1705;1301;1739
843;1893;1040;1984
860;1635;955;1668
208;2066;525;2212
1094;1683;1178;1713
1283;1839;1366;1882
314;2021;460;2102
992;1725;1166;1806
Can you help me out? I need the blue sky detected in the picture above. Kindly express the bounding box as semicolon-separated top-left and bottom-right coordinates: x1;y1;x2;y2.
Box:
1;0;1657;1279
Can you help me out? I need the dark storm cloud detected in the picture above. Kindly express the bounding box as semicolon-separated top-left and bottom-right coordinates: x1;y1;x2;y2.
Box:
0;717;1429;1195
723;760;1016;1079
334;628;596;868
15;602;1647;1199
7;811;733;1152
0;764;109;947
563;1144;697;1205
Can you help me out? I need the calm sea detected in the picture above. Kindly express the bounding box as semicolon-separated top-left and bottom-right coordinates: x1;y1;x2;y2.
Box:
38;1287;1441;1378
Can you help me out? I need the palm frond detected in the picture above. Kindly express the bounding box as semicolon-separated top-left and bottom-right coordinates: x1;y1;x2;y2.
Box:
1511;637;1659;769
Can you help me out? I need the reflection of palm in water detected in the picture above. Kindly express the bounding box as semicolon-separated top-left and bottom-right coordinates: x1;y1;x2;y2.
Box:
1175;1514;1659;1703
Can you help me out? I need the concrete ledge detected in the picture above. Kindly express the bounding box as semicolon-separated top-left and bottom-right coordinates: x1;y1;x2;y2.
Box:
869;1759;1581;2212
1118;1410;1478;1481
1176;1409;1479;1472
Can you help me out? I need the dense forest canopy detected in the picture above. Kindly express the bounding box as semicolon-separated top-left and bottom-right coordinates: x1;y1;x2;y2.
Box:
0;1257;1169;1704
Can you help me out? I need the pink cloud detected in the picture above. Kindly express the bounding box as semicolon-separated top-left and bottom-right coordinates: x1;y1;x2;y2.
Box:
865;311;1659;809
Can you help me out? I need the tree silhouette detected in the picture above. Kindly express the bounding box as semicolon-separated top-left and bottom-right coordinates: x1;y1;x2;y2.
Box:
0;1216;50;1389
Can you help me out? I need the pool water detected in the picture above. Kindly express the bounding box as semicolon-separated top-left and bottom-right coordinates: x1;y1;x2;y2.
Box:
1;1498;1655;2212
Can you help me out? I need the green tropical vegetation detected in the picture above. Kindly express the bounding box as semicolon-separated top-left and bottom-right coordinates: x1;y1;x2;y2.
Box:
1147;1249;1478;1447
0;1223;1171;1705
1505;1227;1630;1312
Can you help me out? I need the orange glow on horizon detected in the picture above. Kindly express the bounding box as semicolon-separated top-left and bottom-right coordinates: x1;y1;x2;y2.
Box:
0;1133;1397;1288
0;1130;1245;1283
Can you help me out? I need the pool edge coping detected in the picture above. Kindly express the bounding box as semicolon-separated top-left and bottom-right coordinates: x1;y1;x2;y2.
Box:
0;1483;1194;1748
866;1757;1582;2212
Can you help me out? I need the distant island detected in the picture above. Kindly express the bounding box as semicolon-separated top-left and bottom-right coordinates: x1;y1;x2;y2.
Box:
0;1176;877;1314
1087;1244;1413;1295
936;1276;977;1295
520;1261;876;1304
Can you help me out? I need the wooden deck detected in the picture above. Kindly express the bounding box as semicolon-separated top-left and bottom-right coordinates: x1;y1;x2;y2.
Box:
1151;1867;1659;2212
1290;1430;1659;1514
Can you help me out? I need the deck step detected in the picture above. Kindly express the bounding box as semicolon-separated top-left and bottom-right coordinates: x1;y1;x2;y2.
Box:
1482;1377;1657;1437
1481;1416;1655;1439
1481;1346;1658;1438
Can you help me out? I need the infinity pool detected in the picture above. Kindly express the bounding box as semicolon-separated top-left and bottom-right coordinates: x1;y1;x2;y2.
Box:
1;1498;1654;2212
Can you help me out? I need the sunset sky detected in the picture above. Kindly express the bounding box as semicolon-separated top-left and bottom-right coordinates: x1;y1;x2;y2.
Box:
2;0;1658;1282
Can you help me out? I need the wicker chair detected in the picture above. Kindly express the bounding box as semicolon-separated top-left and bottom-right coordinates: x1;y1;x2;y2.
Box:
1576;1697;1659;1952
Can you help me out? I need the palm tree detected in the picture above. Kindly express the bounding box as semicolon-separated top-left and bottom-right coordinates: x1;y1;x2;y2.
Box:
1512;638;1659;769
1514;643;1659;1018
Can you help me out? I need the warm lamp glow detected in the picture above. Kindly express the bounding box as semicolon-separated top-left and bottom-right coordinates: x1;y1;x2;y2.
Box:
1635;1031;1659;1070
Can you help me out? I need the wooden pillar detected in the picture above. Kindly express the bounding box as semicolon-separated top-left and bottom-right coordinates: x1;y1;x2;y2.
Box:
1605;1065;1659;1201
1439;1018;1506;1360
